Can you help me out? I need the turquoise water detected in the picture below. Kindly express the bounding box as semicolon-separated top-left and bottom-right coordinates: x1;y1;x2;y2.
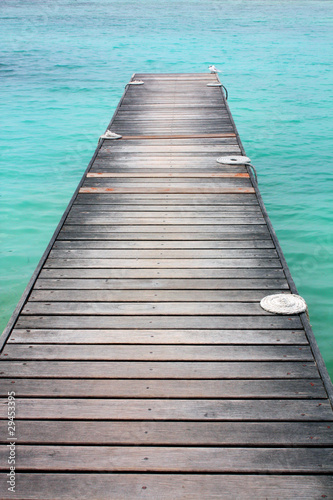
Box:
1;1;332;376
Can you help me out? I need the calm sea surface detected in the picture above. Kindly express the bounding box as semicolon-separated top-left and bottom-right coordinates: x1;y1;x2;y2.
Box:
1;1;332;375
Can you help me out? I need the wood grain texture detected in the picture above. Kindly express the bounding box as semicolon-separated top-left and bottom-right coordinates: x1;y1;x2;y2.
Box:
75;193;259;204
43;258;281;268
70;207;262;215
28;289;286;302
0;361;318;379
0;398;331;421
0;474;332;500
48;248;277;259
0;378;325;398
53;238;272;247
39;268;286;278
58;229;272;240
79;187;256;194
0;445;332;472
33;277;289;290
1;344;313;361
60;223;268;233
8;328;307;344
1;420;331;445
15;315;303;329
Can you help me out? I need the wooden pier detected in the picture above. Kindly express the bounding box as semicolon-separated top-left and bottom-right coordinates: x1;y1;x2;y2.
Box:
1;73;333;498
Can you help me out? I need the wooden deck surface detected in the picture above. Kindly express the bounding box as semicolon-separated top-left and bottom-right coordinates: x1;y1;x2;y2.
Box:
1;73;333;499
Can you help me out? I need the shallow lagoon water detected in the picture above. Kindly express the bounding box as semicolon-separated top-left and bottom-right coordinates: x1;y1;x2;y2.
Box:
1;0;332;376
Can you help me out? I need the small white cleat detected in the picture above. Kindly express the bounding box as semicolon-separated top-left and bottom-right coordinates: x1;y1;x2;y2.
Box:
209;65;221;74
99;130;122;140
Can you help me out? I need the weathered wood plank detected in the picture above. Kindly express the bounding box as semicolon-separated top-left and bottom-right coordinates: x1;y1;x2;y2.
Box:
1;474;332;500
9;328;307;345
0;445;332;472
0;361;317;379
111;112;233;117
28;289;286;302
0;378;324;398
108;125;235;130
70;206;262;214
34;278;289;290
48;249;278;259
91;159;246;166
1;344;313;361
83;179;250;186
95;153;238;160
79;187;256;194
53;239;274;248
106;129;235;135
0;398;331;421
120;133;236;139
94;155;239;161
60;224;268;234
68;212;265;220
67;218;265;226
65;216;265;225
89;166;248;172
1;420;331;445
38;268;286;278
58;230;272;240
75;193;259;204
86;173;249;178
15;315;302;330
43;258;281;269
